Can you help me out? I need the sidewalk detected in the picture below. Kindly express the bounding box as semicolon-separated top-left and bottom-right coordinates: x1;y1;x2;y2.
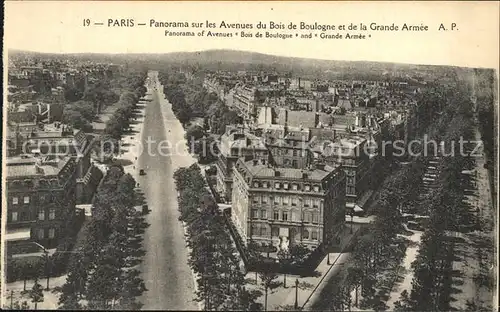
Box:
244;226;358;311
384;230;423;309
120;101;147;180
3;276;67;309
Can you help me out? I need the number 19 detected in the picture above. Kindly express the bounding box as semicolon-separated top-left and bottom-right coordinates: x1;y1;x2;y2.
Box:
83;19;90;26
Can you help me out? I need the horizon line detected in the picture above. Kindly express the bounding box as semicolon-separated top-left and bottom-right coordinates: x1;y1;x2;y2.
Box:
6;48;494;70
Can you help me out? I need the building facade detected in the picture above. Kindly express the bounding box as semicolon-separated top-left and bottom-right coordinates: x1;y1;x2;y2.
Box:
5;155;78;249
231;159;346;252
215;125;268;202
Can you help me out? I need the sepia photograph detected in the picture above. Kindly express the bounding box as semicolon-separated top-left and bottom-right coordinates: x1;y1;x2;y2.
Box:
2;1;499;311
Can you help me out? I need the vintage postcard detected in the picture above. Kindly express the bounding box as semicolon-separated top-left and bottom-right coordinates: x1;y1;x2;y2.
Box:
2;1;499;311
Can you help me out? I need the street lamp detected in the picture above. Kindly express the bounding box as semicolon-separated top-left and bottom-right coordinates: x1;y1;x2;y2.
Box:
350;210;354;234
294;278;300;309
327;245;331;265
43;250;50;290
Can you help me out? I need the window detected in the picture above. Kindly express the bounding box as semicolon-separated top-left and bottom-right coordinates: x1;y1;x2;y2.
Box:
282;211;288;221
37;229;45;239
263;182;268;188
253;196;260;204
283;197;289;205
312;231;318;240
272;227;279;237
283;183;289;190
253;182;260;188
251;209;259;219
24;196;30;204
291;210;297;221
275;182;281;189
314;186;320;192
304;212;312;223
38;210;45;221
262;196;268;204
48;228;55;239
303;229;309;240
274;196;280;205
261;210;267;219
291;198;298;206
293;150;298;156
13;197;19;205
12;212;18;222
292;160;298;168
251;224;259;236
260;226;268;237
312;213;319;224
274;210;280;220
305;185;311;191
49;209;56;220
292;184;298;191
313;200;319;208
304;199;311;207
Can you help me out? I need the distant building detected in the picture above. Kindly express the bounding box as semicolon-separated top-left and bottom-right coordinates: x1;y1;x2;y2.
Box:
233;85;258;122
262;124;311;169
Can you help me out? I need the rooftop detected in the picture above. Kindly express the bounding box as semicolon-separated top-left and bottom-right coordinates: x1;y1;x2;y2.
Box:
277;109;317;128
219;128;267;156
6;155;72;178
242;160;339;181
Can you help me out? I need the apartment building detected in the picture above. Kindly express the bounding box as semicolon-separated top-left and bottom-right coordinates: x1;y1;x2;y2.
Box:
263;124;311;169
216;125;268;202
5;155;78;249
231;159;346;251
8;122;102;205
233;85;258;121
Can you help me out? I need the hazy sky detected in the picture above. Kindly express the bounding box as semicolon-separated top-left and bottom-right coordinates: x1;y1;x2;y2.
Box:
4;1;499;69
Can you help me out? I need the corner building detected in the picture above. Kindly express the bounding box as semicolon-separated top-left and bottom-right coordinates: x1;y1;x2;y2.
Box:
232;159;346;251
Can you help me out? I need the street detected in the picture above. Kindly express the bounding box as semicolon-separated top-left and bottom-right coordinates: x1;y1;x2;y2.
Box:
137;72;198;310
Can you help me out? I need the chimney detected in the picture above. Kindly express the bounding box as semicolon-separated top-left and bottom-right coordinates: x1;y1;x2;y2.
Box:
302;172;308;179
274;170;281;177
333;129;337;139
253;159;258;166
316;163;326;171
315;113;320;128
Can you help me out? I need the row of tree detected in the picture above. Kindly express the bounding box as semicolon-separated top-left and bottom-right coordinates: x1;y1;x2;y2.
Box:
63;80;119;132
174;164;263;311
326;157;426;311
104;89;144;141
395;82;478;311
57;166;148;310
62;70;146;134
322;82;475;311
159;71;241;133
